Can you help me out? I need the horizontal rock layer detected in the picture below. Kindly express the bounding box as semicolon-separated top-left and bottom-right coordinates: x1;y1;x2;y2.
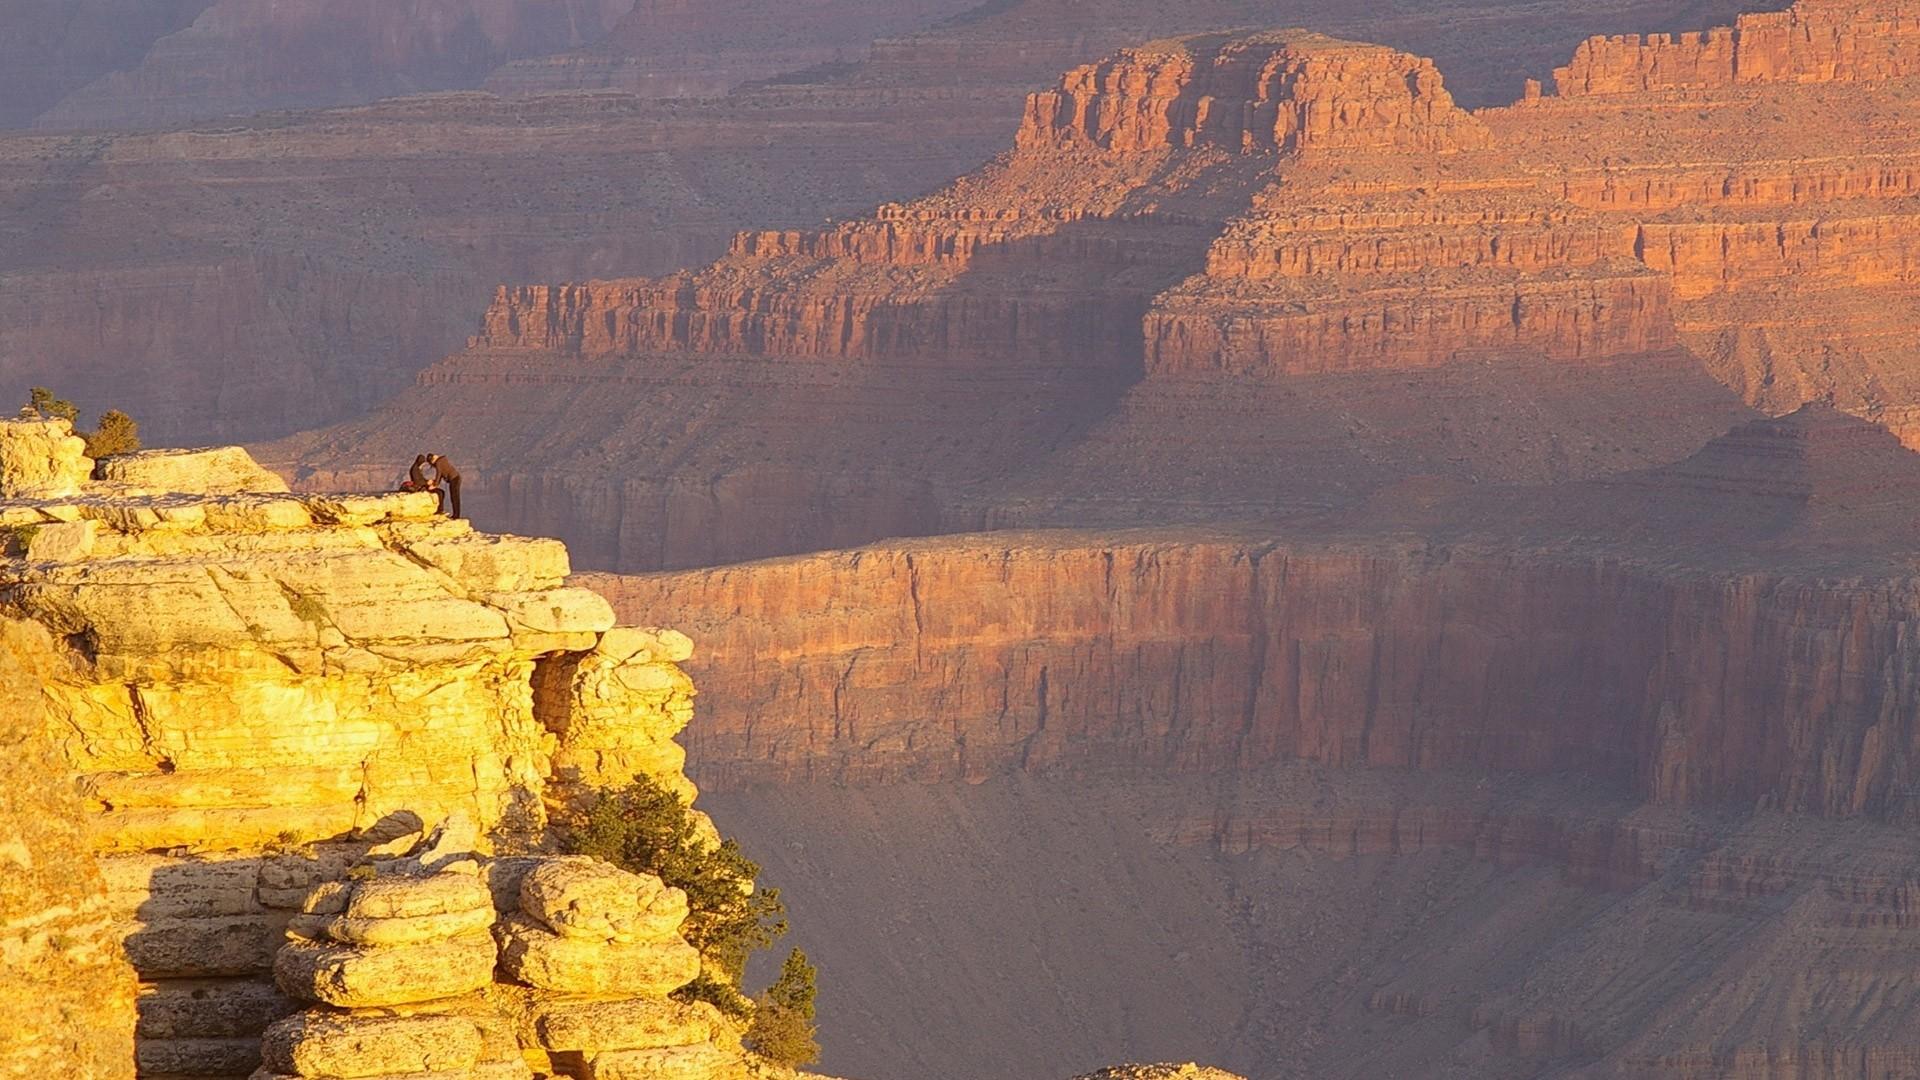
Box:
1553;0;1920;97
585;531;1920;820
1015;32;1491;155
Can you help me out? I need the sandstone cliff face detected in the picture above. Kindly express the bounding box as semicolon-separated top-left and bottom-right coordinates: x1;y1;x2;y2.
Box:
459;31;1496;371
1016;33;1491;155
579;407;1920;821
1553;0;1920;97
585;534;1920;819
433;2;1920;400
0;616;138;1080
0;421;722;1080
0;0;1779;447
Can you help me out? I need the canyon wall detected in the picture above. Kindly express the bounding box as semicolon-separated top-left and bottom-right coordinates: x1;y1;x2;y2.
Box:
30;0;640;131
0;1;214;128
436;4;1920;397
1553;0;1920;97
0;0;1785;447
584;531;1920;820
709;773;1920;1080
1015;33;1491;155
0;81;1003;444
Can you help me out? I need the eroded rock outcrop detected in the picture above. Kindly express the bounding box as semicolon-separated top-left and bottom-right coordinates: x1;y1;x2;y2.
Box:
0;423;729;1079
1552;0;1920;97
261;843;741;1080
1017;32;1490;155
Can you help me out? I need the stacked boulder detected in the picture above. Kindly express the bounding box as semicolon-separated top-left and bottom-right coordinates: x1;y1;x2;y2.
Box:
0;417;92;498
494;856;737;1080
262;862;530;1080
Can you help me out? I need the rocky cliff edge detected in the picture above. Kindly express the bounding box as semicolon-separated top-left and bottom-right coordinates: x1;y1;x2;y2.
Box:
0;417;759;1080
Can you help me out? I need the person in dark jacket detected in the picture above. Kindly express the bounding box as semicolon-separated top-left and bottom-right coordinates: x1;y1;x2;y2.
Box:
426;453;462;518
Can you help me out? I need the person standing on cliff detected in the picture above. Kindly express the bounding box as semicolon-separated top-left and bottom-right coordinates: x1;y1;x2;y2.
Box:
426;453;463;518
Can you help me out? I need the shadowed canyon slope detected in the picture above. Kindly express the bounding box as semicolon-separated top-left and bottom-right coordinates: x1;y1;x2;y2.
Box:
273;1;1920;572
13;0;982;132
27;0;641;131
593;405;1920;1078
2;0;1775;445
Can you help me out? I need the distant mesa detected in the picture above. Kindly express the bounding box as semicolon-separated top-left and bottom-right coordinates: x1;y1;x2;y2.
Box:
1016;31;1492;156
1552;0;1920;97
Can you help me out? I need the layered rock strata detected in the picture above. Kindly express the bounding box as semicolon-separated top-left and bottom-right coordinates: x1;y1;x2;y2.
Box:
260;838;742;1080
2;0;1776;448
586;407;1920;823
0;419;725;1079
1017;33;1491;155
482;0;983;100
1552;0;1920;97
282;3;1920;572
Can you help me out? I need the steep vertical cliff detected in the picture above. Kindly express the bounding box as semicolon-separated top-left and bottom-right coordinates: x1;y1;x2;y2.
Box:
0;615;139;1080
1552;0;1920;96
585;407;1920;821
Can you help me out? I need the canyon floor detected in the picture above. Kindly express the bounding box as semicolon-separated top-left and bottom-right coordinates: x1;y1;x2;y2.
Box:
710;772;1920;1080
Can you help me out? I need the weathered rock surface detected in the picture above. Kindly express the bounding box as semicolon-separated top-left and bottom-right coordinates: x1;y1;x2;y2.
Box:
276;870;498;1010
1553;0;1920;96
260;1011;485;1077
4;0;1768;446
528;997;720;1055
0;417;93;498
518;856;691;943
0;426;725;1079
96;445;291;494
495;912;701;995
0;616;138;1079
1018;33;1491;155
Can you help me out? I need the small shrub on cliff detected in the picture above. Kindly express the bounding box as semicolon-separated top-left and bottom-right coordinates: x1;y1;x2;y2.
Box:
745;947;820;1068
20;389;141;458
84;409;140;458
564;774;788;983
27;387;77;423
